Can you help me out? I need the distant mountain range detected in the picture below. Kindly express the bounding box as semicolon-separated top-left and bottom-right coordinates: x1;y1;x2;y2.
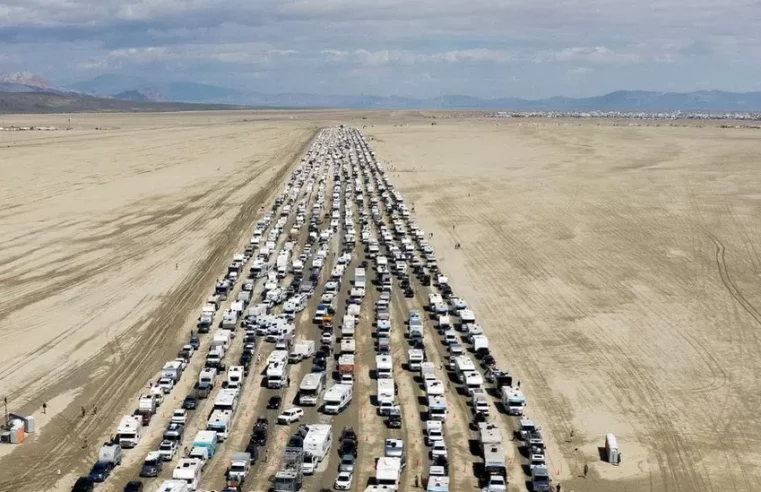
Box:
3;71;761;111
66;74;761;111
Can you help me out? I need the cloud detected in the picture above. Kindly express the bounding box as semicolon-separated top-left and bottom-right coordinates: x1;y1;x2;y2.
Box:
2;0;761;98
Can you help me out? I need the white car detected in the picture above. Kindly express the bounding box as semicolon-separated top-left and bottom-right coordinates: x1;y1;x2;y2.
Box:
340;373;354;386
171;409;187;425
158;378;175;394
321;292;335;304
157;440;177;461
431;440;448;459
277;408;305;424
334;470;353;490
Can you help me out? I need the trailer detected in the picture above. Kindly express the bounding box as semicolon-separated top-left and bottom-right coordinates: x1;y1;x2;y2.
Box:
289;340;315;363
338;354;355;374
303;424;333;474
340;338;356;354
173;458;203;490
273;436;304;492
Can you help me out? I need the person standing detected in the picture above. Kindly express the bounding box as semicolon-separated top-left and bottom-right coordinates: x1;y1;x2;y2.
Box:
42;403;47;414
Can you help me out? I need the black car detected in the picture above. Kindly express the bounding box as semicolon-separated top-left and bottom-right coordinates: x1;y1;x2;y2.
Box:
267;396;282;410
88;461;112;482
182;395;198;410
482;354;496;367
421;275;431;286
252;417;269;445
311;359;327;373
124;481;144;492
387;414;402;428
188;335;200;349
71;477;94;492
404;287;414;298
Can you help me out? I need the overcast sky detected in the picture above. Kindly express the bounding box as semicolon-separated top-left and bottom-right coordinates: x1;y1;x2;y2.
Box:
1;0;760;98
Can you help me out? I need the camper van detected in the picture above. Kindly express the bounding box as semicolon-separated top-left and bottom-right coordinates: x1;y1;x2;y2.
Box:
323;384;353;414
302;425;333;474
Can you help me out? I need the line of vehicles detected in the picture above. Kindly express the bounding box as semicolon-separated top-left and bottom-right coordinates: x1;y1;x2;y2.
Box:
71;126;551;492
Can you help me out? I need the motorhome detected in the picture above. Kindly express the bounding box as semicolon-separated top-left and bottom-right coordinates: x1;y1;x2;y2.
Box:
425;379;445;397
199;368;217;387
116;415;141;448
323;384;353;414
338;354;355;374
226;366;245;390
376;355;393;379
267;360;289;389
192;430;218;457
198;305;215;330
341;316;357;338
483;443;507;481
207;409;233;441
299;372;327;405
303;424;333;474
501;387;527;416
428;395;448;421
283;294;308;314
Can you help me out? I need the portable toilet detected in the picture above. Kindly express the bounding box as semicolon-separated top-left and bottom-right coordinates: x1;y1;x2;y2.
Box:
605;433;620;464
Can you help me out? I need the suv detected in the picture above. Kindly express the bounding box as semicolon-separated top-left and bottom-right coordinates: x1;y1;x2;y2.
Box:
71;477;94;492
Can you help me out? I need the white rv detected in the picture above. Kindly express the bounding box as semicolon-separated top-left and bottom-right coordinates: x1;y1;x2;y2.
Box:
323;384;353;414
303;424;333;474
173;458;203;490
116;415;141;448
377;379;395;405
376;354;393;379
375;457;402;490
299;372;327;405
501;387;526;416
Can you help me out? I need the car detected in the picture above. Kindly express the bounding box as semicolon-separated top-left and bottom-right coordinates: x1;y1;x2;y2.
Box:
252;417;269;445
171;409;187;424
431;440;448;459
157;440;177;461
182;396;198;410
267;396;282;410
334;471;353;490
189;335;200;350
339;453;356;473
404;287;414;297
481;354;496;367
71;476;95;492
387;414;402;429
88;461;112;482
123;481;144;492
157;378;174;394
140;452;163;477
277;408;305;424
242;344;256;356
164;422;184;440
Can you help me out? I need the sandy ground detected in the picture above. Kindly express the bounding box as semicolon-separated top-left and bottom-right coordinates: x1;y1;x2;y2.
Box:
0;111;317;490
3;110;761;492
367;119;761;492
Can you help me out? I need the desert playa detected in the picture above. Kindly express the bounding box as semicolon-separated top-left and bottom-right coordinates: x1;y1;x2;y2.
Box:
0;111;760;492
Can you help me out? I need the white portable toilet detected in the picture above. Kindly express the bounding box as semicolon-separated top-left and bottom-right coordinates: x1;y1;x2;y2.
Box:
605;433;620;464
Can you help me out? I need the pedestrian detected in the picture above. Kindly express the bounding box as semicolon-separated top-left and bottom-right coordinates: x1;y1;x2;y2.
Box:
556;485;561;492
517;380;521;389
265;450;269;463
175;263;178;270
415;475;419;487
92;405;97;415
42;402;47;414
452;225;455;230
184;446;189;456
82;437;88;448
81;406;86;418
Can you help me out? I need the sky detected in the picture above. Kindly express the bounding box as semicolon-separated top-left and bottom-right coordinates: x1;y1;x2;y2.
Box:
1;0;761;98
